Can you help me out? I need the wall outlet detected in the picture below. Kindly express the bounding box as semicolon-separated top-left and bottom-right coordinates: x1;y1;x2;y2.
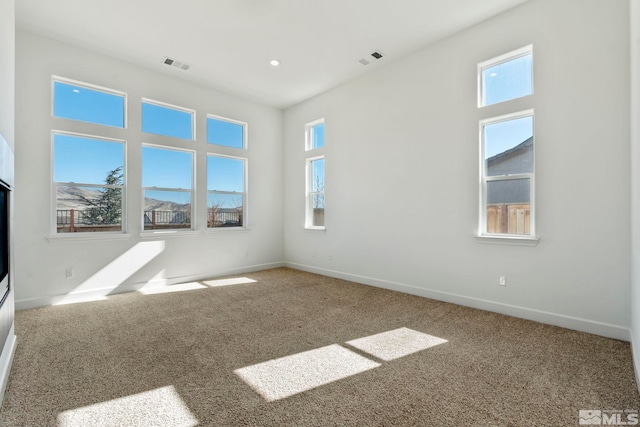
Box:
328;253;333;261
499;276;506;286
65;268;74;279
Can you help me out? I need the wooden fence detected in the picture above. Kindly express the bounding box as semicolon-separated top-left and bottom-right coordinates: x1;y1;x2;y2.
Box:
486;204;530;235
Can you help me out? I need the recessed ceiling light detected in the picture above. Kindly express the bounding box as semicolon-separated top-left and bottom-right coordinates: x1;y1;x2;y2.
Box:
270;59;280;67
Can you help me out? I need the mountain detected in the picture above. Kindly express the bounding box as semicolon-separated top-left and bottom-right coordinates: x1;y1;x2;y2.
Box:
56;186;191;212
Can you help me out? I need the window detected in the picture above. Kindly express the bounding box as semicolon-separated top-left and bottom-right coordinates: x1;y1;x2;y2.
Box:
207;116;246;149
53;77;126;128
142;146;194;230
478;45;533;107
306;119;325;150
207;155;246;228
142;99;194;140
305;118;325;229
480;111;534;236
306;157;325;228
53;132;125;233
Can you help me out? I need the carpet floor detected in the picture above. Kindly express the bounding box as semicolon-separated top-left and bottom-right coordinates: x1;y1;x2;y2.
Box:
0;267;638;426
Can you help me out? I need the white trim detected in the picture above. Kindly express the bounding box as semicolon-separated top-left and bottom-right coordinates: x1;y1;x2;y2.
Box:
206;114;248;150
0;323;16;408
47;233;132;243
15;262;285;310
285;262;630;341
141;98;196;141
474;235;539;246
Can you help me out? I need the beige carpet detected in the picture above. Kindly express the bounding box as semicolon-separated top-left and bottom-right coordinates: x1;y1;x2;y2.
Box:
0;267;638;426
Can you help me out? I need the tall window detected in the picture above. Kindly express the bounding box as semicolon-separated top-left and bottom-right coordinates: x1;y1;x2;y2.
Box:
207;115;246;149
478;46;535;238
53;133;125;233
305;119;325;229
142;146;194;230
52;76;127;234
207;155;246;228
142;99;194;140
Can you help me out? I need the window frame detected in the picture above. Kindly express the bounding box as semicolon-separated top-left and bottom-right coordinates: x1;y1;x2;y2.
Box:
51;130;127;235
479;110;535;239
305;118;325;151
305;155;325;230
141;98;196;141
477;44;533;108
51;75;127;129
141;143;196;232
206;153;247;229
206;114;248;150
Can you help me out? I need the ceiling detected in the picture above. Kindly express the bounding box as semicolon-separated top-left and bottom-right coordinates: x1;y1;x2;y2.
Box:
16;0;530;109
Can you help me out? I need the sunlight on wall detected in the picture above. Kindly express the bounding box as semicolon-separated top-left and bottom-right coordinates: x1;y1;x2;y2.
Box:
56;241;165;305
345;327;448;361
235;328;448;401
57;385;198;427
234;344;380;401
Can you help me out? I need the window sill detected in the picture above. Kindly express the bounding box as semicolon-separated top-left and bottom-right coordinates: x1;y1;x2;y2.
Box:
205;227;249;234
475;235;539;246
47;232;132;243
304;227;326;233
139;230;201;239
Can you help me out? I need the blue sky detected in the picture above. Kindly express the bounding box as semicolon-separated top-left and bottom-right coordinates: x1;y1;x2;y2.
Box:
54;81;245;205
311;123;324;149
484;115;533;159
482;54;532;106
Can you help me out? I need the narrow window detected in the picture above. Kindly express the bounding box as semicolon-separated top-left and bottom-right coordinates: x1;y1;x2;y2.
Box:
306;157;325;228
53;132;125;233
207;116;246;149
142;145;194;230
207;155;246;228
478;45;533;107
53;78;126;128
306;119;325;151
142;100;194;140
480;112;534;236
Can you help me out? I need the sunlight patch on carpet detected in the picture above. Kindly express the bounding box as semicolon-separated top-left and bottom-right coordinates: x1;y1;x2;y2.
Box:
346;327;448;361
202;277;257;287
234;344;380;401
138;282;207;295
57;385;198;427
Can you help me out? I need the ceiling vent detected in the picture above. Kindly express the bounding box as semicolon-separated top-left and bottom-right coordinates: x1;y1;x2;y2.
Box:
162;57;191;71
358;50;384;66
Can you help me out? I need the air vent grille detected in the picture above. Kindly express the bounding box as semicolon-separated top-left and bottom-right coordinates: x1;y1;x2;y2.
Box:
358;50;384;66
162;57;191;71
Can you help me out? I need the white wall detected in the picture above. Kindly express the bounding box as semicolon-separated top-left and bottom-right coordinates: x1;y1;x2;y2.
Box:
0;0;15;407
14;30;284;308
284;0;631;340
630;0;640;390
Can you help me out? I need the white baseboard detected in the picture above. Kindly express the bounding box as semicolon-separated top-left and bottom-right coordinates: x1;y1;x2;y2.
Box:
0;323;16;409
16;261;285;310
285;262;631;342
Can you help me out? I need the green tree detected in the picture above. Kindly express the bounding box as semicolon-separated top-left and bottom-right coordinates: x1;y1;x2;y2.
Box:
79;167;123;225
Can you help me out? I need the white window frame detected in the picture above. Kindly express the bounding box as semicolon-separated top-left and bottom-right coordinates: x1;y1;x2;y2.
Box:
206;153;247;229
305;155;325;230
141;98;196;141
141;144;196;232
479;110;535;239
305;118;325;151
51;76;128;129
51;130;127;235
477;44;533;108
207;114;248;150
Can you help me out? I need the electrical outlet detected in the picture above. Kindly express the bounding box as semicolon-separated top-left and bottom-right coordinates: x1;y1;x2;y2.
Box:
328;253;333;261
499;276;506;286
65;268;74;279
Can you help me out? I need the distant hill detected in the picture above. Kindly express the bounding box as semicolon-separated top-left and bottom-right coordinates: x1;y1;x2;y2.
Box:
56;186;191;212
